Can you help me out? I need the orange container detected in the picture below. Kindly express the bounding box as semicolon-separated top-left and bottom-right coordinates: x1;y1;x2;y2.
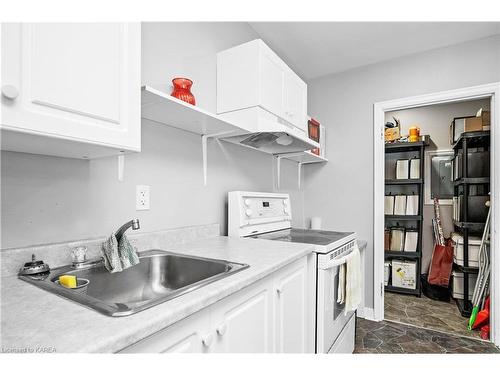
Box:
409;126;420;142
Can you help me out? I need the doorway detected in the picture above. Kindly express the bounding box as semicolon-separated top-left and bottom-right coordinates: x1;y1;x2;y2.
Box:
373;83;500;346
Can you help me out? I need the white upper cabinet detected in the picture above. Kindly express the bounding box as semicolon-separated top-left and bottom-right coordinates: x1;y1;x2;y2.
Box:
1;23;141;159
283;71;307;130
217;39;308;134
260;48;286;118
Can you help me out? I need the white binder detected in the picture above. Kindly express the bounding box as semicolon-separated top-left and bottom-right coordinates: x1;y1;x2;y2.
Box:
409;158;420;179
396;159;409;179
384;196;395;215
394;195;407;215
405;195;419;215
390;228;405;251
404;231;418;252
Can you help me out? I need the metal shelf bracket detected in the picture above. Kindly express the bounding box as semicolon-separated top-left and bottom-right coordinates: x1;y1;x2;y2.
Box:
275;152;311;190
201;131;235;186
117;153;125;182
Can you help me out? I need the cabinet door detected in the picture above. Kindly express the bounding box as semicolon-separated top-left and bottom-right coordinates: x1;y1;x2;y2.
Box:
284;71;307;132
211;278;274;353
118;310;212;353
1;23;141;154
259;49;285;118
274;256;309;353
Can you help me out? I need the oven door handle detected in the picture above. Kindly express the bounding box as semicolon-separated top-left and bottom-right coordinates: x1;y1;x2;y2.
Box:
319;250;355;270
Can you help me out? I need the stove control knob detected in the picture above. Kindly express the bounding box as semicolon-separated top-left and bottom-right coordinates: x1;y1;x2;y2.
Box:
244;199;251;207
245;209;252;217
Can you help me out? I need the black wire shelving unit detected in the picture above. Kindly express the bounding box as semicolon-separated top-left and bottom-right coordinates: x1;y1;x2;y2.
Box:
452;130;490;317
384;140;428;297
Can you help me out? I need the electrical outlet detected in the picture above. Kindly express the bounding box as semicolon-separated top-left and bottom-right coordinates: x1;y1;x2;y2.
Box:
136;185;150;210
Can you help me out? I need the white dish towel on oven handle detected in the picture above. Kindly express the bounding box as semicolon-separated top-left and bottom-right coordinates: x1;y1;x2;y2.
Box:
345;243;362;314
335;243;362;314
337;263;346;304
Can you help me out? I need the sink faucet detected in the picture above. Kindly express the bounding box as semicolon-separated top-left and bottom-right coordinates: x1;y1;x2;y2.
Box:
70;219;141;269
115;219;140;243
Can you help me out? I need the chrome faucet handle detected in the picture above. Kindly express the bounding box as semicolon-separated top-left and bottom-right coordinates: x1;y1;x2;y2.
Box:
71;246;88;264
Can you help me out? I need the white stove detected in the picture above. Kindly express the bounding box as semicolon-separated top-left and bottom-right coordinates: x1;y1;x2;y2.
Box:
249;228;355;254
228;191;358;353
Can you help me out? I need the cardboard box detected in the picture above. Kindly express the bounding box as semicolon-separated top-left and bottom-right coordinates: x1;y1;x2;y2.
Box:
391;260;417;289
451;116;488;143
464;117;483;132
385;125;400;142
479;110;490;127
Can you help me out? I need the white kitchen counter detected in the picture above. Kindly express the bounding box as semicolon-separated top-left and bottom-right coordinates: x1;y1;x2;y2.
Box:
1;236;313;353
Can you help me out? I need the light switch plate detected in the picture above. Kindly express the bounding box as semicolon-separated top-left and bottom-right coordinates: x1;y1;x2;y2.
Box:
136;185;150;210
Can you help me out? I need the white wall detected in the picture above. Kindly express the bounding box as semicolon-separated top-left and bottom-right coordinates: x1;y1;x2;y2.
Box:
0;22;302;249
305;35;500;308
142;22;257;113
386;99;490;274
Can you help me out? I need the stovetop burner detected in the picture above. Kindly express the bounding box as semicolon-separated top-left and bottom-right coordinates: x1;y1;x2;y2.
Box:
250;228;354;247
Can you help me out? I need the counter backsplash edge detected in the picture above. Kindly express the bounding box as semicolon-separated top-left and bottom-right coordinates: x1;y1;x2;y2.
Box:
0;223;220;277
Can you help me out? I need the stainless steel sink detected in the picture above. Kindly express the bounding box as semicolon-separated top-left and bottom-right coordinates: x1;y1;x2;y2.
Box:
19;250;249;316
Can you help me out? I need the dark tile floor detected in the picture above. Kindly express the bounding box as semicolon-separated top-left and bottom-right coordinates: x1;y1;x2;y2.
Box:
384;292;482;339
354;318;500;353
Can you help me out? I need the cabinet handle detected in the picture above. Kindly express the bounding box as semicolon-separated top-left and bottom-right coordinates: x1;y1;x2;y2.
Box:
201;333;214;347
1;85;19;100
216;323;228;336
276;287;283;295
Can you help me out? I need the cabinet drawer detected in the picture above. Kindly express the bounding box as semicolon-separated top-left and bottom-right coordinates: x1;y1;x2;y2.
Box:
118;308;210;353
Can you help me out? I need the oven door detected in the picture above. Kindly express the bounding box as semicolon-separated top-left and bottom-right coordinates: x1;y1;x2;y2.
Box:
316;253;356;353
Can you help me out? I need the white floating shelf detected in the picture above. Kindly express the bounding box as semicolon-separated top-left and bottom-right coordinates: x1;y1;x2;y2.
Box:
282;150;328;164
141;85;327;187
141;85;244;136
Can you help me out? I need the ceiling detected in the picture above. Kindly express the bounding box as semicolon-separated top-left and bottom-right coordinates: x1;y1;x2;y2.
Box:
248;22;500;80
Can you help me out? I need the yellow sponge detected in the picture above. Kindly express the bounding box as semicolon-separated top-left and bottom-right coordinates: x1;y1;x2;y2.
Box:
59;275;77;288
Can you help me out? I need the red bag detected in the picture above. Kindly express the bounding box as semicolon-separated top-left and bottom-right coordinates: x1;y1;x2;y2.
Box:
427;241;454;287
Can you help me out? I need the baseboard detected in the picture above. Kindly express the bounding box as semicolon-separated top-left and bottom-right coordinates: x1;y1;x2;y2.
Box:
357;307;375;321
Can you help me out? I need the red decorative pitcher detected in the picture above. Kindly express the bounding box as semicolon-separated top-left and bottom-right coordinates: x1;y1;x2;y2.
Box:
171;78;196;105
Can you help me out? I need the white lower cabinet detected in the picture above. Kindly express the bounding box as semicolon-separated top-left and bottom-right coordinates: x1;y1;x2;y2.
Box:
119;255;314;353
211;278;273;353
273;257;309;353
119;309;211;353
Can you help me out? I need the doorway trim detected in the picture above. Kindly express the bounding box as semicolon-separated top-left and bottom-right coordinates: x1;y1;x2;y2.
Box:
373;82;500;346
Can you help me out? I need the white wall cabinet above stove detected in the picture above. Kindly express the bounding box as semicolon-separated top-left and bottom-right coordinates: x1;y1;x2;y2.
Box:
1;23;141;159
217;39;308;134
119;255;314;353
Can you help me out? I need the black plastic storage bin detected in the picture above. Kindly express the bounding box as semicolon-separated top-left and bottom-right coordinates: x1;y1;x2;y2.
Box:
467;195;489;222
453;151;490;179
